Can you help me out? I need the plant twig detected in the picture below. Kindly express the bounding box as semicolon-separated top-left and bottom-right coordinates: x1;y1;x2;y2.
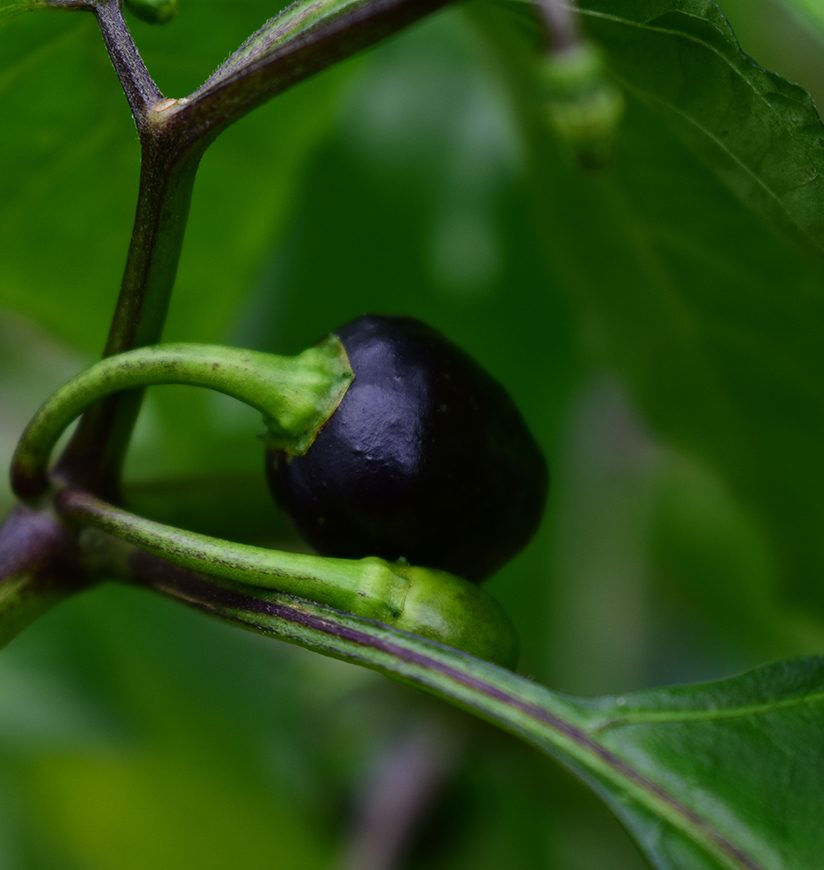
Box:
0;505;87;647
166;0;452;150
45;3;197;496
95;0;163;124
54;142;201;496
51;0;456;496
536;0;581;53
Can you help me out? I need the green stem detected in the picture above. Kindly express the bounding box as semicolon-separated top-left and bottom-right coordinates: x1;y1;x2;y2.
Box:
57;488;518;667
12;339;353;500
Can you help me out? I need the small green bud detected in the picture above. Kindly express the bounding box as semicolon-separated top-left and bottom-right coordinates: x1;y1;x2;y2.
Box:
539;43;625;169
125;0;177;25
395;564;519;668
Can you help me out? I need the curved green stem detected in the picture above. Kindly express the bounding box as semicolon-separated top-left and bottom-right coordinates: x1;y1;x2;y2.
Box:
57;488;518;667
11;339;353;500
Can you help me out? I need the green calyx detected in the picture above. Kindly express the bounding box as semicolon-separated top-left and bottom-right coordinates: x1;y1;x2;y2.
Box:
260;336;354;454
10;338;353;500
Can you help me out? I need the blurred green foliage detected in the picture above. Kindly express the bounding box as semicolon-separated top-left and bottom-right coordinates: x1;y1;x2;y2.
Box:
1;0;823;866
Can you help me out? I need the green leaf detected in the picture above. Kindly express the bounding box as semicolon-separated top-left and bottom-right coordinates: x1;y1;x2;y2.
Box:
157;567;824;870
575;657;824;869
472;1;824;613
578;0;824;252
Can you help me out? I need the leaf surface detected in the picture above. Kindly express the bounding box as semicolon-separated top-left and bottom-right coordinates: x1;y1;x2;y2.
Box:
172;574;824;870
476;0;824;611
575;0;824;250
573;657;824;869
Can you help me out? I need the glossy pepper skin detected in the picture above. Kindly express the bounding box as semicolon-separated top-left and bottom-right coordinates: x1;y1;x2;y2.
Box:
266;316;548;582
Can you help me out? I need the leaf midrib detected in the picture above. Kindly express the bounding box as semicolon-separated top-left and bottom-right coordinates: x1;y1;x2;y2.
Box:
590;686;824;734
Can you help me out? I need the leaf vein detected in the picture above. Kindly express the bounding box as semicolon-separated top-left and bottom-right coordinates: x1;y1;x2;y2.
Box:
592;688;824;735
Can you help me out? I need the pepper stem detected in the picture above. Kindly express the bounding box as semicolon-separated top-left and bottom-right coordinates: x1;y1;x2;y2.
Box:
57;489;518;667
11;338;353;501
